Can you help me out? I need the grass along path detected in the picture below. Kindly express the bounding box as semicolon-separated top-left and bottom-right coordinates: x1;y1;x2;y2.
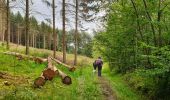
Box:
0;53;103;100
0;44;144;100
102;64;145;100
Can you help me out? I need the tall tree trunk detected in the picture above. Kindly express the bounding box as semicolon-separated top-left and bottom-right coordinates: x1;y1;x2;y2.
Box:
62;0;66;63
43;34;46;49
19;28;21;45
142;0;157;46
158;0;162;47
17;24;20;45
30;33;32;47
130;0;144;41
39;33;41;48
48;33;51;50
32;33;34;47
35;34;37;48
6;0;10;49
74;0;78;65
26;0;30;55
52;0;57;58
11;23;13;43
0;11;2;41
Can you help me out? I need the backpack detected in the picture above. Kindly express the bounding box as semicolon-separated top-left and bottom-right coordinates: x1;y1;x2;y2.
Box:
95;59;102;65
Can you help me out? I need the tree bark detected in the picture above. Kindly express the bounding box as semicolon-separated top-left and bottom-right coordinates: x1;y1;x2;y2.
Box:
32;33;34;47
62;0;66;63
52;0;57;58
6;0;10;49
4;51;47;62
58;69;72;85
34;73;46;88
158;0;162;47
26;0;30;55
48;33;51;50
142;0;157;46
74;0;78;65
43;34;46;49
130;0;144;41
50;57;76;71
17;24;20;45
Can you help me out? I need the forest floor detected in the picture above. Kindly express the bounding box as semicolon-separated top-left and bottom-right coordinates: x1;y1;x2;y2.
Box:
0;43;143;100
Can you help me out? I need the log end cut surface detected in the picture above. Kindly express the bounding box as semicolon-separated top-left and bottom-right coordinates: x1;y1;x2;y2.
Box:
34;77;46;88
43;68;56;80
62;76;72;85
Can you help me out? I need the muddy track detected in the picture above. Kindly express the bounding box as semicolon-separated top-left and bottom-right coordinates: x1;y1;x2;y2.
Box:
98;77;117;100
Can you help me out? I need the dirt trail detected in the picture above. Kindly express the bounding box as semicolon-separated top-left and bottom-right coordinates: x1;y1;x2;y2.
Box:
98;77;117;100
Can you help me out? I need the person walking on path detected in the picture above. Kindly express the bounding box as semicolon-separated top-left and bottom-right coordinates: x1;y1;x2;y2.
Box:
93;57;103;76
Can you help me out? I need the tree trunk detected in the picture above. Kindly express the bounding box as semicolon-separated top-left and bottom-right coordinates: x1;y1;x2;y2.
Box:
62;0;66;63
130;0;144;41
30;33;33;47
74;0;78;65
38;33;41;48
4;51;47;63
158;0;162;47
142;0;157;46
53;0;57;58
58;69;72;85
50;57;76;71
43;34;46;49
48;33;51;50
17;24;20;45
11;23;13;43
26;0;30;55
6;0;10;49
33;33;34;48
35;34;37;48
34;74;46;88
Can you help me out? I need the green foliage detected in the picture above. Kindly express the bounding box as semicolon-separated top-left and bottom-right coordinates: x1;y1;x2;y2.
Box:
93;0;170;99
102;64;144;100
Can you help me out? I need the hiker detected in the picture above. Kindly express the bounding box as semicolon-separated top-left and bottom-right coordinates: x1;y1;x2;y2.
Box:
93;60;97;73
93;57;103;76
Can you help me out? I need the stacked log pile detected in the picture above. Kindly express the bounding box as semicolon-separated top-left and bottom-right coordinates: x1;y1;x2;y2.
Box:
3;52;74;88
34;57;72;88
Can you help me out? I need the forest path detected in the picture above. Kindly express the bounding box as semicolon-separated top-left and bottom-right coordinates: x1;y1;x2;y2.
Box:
98;77;117;100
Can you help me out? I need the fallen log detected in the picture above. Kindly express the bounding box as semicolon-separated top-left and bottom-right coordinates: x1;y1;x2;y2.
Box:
34;57;71;87
50;57;76;71
4;51;47;63
43;57;59;80
34;74;46;88
58;70;72;85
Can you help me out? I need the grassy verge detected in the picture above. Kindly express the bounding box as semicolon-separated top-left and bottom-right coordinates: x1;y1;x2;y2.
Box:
0;47;103;100
102;64;145;100
7;43;94;66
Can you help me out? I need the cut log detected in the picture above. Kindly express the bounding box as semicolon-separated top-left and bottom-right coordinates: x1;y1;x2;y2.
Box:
50;57;76;71
4;51;47;63
58;70;72;85
34;74;46;88
42;57;59;80
43;68;56;81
